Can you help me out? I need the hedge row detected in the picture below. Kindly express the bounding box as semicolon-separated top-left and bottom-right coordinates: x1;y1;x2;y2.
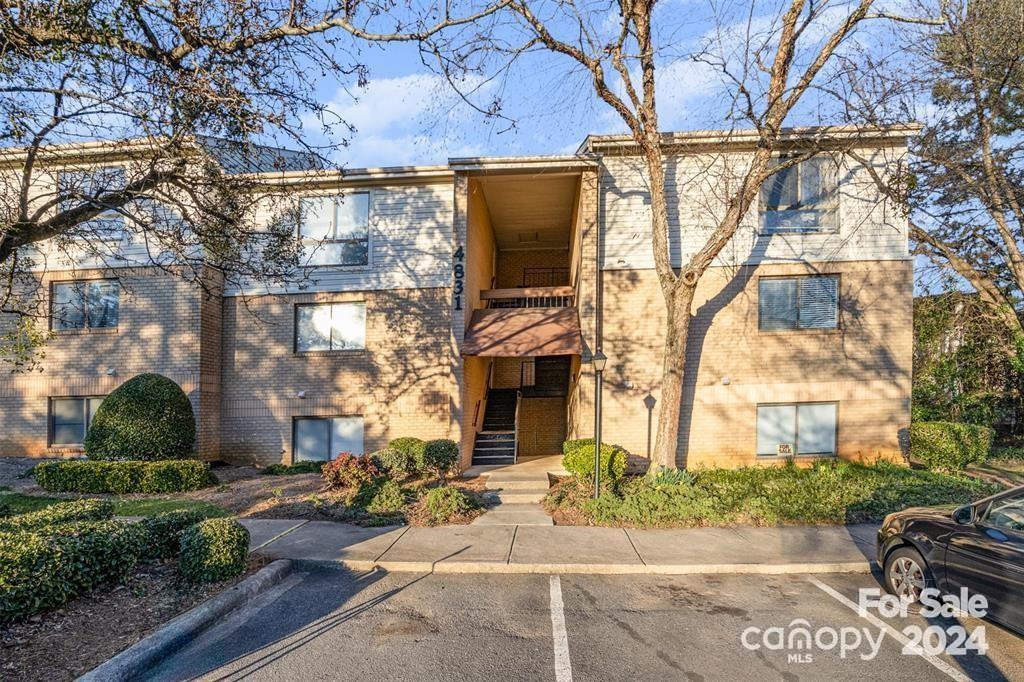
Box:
0;503;249;622
34;460;214;493
909;421;993;471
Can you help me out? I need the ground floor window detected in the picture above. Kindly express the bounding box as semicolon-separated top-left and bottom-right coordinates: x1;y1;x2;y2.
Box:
50;396;104;446
756;402;837;457
293;416;364;462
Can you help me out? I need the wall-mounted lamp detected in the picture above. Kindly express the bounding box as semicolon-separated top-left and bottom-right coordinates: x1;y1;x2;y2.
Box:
297;390;307;399
105;367;116;376
721;376;731;386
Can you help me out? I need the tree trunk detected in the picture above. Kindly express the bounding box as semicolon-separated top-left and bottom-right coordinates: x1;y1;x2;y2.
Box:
651;282;696;468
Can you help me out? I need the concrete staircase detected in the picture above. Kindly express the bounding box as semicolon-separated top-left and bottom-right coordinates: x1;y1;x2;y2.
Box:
471;466;554;527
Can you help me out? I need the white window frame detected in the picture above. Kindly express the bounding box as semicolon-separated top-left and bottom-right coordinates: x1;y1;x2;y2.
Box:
759;155;840;234
50;278;121;331
49;396;104;446
292;416;365;462
758;275;839;331
756;402;838;457
293;301;366;353
297;191;372;267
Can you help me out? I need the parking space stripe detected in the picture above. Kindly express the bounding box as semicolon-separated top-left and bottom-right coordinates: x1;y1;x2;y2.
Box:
549;575;573;682
809;577;970;682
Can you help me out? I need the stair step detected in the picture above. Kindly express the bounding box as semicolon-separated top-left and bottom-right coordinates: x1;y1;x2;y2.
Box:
471;456;516;464
484;490;548;504
485;479;550;491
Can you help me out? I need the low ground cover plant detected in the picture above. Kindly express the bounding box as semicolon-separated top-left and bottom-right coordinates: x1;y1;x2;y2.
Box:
408;486;482;526
178;518;250;583
261;461;324;476
34;460;214;493
909;421;993;471
546;460;1000;528
84;373;196;460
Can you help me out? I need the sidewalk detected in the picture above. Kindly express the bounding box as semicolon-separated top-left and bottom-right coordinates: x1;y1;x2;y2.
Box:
240;519;879;575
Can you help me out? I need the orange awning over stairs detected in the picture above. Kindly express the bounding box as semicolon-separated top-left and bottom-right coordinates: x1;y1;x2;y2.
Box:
462;307;583;357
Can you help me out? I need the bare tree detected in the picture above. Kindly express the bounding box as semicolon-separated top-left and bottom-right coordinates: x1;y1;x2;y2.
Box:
424;0;881;466
837;0;1024;369
0;0;507;368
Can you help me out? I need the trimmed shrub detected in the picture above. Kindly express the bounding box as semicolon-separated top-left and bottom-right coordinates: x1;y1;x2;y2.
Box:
372;447;416;478
411;487;481;526
422;439;459;477
0;498;113;532
910;421;993;471
366;480;407;515
139;510;207;559
0;520;146;622
261;461;324;476
34;460;214;494
178;518;250;583
991;446;1024;461
388;437;427;470
84;373;196;460
322;453;380;490
562;439;629;482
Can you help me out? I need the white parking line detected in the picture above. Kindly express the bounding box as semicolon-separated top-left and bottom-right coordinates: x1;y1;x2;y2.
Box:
549;575;573;682
809;577;970;682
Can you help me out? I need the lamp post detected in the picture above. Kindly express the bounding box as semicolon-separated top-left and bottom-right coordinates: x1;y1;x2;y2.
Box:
592;350;608;499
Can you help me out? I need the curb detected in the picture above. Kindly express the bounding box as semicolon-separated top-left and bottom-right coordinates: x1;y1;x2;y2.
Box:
327;559;874;575
77;559;293;682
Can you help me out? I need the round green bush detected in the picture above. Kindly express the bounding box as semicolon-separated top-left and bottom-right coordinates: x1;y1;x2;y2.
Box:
140;510;208;559
372;447;415;477
85;373;196;460
909;421;993;471
388;437;427;471
562;439;629;482
179;518;249;583
422;439;459;477
366;480;407;515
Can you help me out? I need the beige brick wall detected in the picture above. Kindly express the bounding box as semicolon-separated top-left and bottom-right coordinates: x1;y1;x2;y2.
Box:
0;266;222;458
495;249;569;288
571;259;913;468
519;397;566;456
219;287;454;466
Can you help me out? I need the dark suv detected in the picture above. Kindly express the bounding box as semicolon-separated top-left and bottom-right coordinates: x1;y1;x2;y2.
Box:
876;485;1024;635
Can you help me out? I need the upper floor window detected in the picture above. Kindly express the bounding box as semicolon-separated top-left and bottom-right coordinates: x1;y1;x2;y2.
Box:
51;280;120;330
760;156;838;233
295;302;366;352
758;276;838;331
298;193;370;266
58;166;126;240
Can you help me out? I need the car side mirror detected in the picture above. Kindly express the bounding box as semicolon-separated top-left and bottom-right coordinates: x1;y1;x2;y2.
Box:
953;505;974;525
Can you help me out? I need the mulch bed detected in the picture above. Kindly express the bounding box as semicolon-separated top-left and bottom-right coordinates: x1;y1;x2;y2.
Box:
0;557;266;682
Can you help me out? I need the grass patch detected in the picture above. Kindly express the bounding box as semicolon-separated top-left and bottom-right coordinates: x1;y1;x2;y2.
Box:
545;460;1002;528
0;490;227;518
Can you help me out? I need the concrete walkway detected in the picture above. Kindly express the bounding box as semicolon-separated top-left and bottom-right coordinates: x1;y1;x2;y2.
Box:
466;454;565;526
240;518;879;575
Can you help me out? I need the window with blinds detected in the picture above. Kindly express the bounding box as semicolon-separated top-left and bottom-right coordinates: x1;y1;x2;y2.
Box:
758;276;838;331
760;156;838;233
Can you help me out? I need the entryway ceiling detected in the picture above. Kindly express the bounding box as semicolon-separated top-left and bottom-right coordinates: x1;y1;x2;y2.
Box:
479;174;579;250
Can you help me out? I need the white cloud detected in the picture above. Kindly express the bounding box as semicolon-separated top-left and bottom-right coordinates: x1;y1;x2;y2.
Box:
317;73;490;167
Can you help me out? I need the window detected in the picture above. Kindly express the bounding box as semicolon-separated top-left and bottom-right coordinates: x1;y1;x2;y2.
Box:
293;416;364;462
759;276;838;331
298;193;370;266
50;397;103;446
58;166;126;240
981;491;1024;532
756;403;837;457
760;156;838;233
294;302;366;352
51;280;120;330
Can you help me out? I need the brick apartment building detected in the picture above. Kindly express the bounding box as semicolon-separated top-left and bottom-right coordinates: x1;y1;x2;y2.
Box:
0;126;916;470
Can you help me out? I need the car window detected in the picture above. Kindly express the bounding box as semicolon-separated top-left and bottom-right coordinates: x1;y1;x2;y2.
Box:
982;491;1024;532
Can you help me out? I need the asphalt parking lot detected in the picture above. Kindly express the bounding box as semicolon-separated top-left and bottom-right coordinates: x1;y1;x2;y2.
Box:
147;566;1024;681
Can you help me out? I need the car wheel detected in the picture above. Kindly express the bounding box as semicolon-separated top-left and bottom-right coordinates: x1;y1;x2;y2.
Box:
884;547;932;602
